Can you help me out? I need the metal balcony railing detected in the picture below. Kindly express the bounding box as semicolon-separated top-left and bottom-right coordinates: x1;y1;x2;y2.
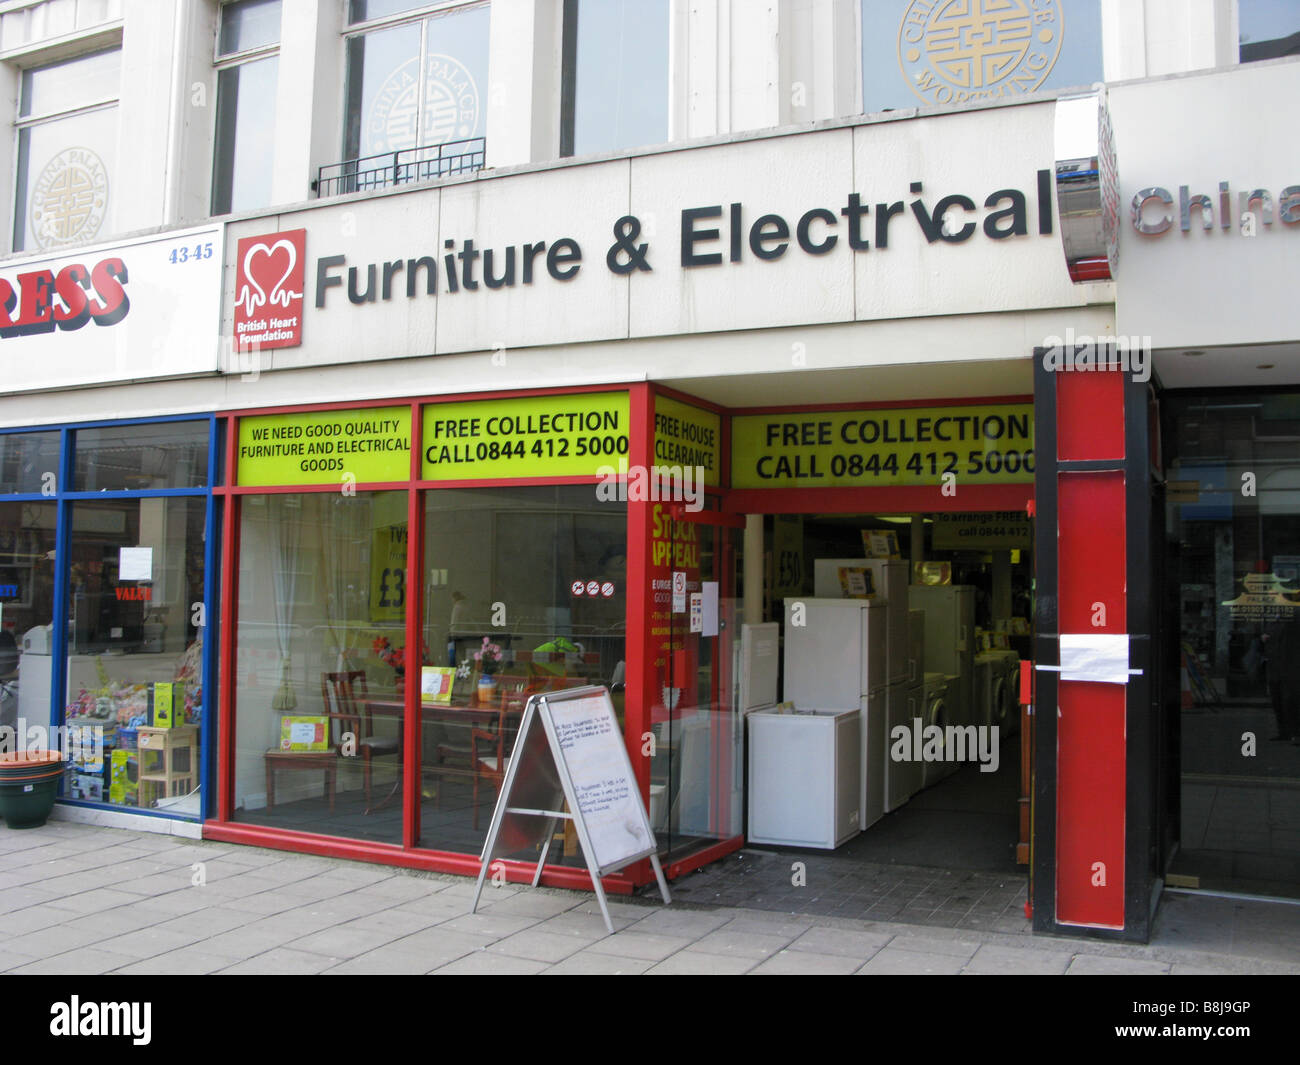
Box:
314;138;486;198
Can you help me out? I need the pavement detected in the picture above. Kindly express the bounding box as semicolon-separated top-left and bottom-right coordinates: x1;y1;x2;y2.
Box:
2;819;1298;975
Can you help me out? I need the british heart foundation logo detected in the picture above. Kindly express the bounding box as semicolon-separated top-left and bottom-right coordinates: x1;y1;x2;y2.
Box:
233;228;305;352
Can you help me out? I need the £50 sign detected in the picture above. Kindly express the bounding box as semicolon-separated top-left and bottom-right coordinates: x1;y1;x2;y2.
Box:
233;229;305;352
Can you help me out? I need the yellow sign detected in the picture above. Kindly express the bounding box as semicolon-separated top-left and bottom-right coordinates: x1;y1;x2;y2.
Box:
238;407;410;486
654;395;721;487
369;522;408;622
422;392;630;480
731;404;1034;489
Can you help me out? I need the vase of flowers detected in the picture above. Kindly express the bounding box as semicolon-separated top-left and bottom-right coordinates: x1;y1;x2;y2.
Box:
373;635;427;693
474;637;503;702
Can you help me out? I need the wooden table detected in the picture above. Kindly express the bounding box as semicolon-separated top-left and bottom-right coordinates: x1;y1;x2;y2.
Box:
360;698;499;808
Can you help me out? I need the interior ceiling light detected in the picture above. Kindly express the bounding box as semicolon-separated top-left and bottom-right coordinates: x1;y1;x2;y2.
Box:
1182;350;1205;357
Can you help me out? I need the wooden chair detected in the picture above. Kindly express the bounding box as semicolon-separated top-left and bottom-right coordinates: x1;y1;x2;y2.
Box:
470;687;529;829
322;670;400;813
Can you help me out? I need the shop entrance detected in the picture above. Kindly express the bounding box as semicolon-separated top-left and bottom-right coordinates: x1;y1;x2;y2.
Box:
673;503;1036;924
1162;392;1300;900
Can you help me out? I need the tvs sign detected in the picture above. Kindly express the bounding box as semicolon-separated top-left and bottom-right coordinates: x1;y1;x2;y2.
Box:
1;224;224;393
233;229;305;351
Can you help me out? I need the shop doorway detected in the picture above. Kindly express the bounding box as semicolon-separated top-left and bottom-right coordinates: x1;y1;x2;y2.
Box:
1163;393;1300;900
650;506;745;870
672;507;1036;923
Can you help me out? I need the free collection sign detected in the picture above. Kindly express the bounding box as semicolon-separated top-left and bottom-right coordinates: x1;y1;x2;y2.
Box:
237;407;411;486
731;404;1034;488
422;392;630;480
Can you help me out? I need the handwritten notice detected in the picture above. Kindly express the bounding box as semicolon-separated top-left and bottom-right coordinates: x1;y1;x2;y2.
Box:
548;693;651;872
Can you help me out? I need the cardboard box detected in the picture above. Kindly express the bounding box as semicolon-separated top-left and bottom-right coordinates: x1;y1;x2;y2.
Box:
148;682;185;729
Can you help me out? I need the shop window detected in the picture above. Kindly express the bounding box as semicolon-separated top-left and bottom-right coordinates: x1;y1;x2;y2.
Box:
863;0;1102;113
13;47;120;252
561;0;669;157
211;0;282;215
0;501;57;746
0;431;61;495
419;485;626;854
73;421;210;492
233;491;410;844
342;1;490;166
63;497;207;816
1239;0;1300;62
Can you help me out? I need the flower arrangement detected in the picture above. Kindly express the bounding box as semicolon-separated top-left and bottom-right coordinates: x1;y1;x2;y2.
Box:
372;636;429;676
473;636;503;676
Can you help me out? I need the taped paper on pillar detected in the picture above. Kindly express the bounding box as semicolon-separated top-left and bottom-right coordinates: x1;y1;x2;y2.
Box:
1059;634;1129;684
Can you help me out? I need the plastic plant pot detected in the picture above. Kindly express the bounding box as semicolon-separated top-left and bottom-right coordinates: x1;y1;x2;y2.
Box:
0;751;66;829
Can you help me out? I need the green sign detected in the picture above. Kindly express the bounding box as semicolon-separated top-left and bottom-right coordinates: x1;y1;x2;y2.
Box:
422;392;630;480
238;407;411;486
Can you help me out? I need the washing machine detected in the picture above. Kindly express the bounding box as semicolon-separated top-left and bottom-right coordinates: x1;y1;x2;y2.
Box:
920;672;954;788
971;654;996;729
988;651;1021;735
884;680;923;811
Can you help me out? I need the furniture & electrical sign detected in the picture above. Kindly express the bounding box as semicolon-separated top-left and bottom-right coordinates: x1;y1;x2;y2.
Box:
731;404;1034;489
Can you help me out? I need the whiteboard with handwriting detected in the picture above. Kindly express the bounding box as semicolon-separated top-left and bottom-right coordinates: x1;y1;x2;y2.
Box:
542;688;655;874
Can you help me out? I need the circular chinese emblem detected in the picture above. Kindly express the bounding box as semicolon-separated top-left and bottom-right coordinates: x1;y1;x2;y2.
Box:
367;53;480;154
30;146;108;249
898;0;1063;106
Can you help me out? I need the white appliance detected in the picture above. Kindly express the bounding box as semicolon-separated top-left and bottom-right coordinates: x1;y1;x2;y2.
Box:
920;672;952;788
972;653;997;729
813;558;910;685
910;584;975;727
988;650;1021;735
747;706;861;849
884;610;926;812
16;653;52;723
784;598;887;829
734;622;781;838
21;625;52;654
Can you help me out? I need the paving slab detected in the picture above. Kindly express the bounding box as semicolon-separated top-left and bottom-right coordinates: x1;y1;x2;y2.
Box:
750;949;864;975
1065;954;1173;975
584;930;694;962
217;947;339;974
431;950;548;974
644;950;756;975
963;944;1073;975
855;947;966;975
541;951;655;975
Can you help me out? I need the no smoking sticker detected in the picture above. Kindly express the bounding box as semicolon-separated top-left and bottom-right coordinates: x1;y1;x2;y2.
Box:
601;581;615;598
586;579;600;596
571;580;585;597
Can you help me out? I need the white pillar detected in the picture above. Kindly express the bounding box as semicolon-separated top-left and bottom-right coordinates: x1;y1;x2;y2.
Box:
778;0;860;126
271;0;343;207
485;0;565;168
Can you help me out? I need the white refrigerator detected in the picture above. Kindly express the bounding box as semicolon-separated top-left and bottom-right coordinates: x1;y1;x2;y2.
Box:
783;598;889;831
885;609;926;811
909;584;976;728
812;558;910;687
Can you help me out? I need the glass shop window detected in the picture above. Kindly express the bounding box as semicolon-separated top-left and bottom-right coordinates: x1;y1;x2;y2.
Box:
73;422;210;492
0;501;57;742
232;491;410;845
63;497;207;815
13;48;121;252
0;432;61;496
862;0;1103;114
1239;0;1300;62
212;0;282;215
343;1;490;163
564;0;669;156
418;485;627;854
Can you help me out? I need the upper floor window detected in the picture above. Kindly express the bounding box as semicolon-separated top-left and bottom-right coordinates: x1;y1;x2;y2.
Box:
13;47;120;253
562;0;669;157
863;0;1103;114
343;1;489;165
212;0;282;216
1239;0;1300;62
